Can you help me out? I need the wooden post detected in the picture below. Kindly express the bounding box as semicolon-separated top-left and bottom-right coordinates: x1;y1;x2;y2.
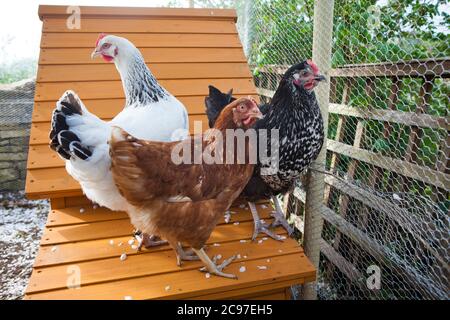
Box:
302;0;334;300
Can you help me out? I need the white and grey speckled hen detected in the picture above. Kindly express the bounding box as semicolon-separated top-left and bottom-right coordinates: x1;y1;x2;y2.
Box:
205;60;325;240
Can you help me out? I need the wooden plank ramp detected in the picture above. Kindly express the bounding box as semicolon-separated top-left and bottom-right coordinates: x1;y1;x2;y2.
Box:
25;201;315;300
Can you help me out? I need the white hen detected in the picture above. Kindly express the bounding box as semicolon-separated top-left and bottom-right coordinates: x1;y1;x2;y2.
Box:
50;34;189;222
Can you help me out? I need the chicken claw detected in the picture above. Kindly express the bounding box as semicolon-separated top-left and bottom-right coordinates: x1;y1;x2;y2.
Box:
248;202;283;241
269;196;294;236
134;230;168;251
173;242;200;267
194;248;237;279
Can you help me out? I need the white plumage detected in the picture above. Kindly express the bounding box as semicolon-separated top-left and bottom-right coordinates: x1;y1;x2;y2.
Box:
51;35;189;212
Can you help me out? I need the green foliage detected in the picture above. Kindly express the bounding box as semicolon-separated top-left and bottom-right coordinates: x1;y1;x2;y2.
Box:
248;0;449;67
0;58;37;84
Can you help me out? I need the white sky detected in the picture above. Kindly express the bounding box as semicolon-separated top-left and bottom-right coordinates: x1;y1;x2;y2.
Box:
0;0;184;64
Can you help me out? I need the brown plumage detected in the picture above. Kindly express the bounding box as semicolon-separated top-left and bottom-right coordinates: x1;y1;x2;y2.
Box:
110;97;262;278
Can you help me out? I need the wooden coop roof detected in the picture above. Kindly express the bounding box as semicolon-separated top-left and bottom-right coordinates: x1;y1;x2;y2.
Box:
24;5;316;300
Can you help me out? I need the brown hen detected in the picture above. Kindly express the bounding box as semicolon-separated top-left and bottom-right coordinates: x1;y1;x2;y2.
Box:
110;97;262;278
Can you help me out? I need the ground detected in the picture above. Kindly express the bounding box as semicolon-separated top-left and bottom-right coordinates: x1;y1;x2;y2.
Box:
0;191;48;300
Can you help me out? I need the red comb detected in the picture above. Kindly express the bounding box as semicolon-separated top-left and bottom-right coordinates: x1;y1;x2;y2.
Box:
307;59;319;74
95;33;107;47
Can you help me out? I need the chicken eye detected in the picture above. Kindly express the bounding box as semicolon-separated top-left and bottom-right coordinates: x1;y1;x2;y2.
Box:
102;43;110;49
238;104;246;112
300;70;308;76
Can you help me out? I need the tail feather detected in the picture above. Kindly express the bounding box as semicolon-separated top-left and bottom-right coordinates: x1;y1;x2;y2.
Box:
49;90;94;160
54;145;71;160
70;141;92;160
204;85;235;128
58;130;80;150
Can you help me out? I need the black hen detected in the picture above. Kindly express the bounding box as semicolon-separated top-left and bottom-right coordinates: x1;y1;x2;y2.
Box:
205;60;325;240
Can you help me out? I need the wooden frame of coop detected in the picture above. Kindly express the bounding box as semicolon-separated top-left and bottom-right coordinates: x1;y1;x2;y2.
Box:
24;5;317;300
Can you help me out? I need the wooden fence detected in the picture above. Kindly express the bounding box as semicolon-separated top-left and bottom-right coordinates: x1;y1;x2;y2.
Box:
252;57;450;299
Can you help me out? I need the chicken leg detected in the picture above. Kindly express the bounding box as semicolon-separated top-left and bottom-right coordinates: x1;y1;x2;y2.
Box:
194;248;237;279
171;242;200;267
134;230;168;251
248;202;283;241
269;196;294;236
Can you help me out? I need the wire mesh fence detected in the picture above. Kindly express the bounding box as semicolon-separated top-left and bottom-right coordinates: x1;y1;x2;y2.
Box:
0;0;447;299
232;0;449;299
0;79;34;191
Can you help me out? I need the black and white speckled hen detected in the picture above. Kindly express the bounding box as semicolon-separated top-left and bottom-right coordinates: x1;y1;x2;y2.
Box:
205;60;325;240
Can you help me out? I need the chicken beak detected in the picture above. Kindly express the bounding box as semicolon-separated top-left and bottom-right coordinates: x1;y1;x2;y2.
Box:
314;74;326;82
249;107;264;120
91;49;101;59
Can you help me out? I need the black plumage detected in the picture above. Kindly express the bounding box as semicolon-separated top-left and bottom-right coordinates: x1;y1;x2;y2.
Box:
205;61;325;236
204;86;236;128
48;92;91;160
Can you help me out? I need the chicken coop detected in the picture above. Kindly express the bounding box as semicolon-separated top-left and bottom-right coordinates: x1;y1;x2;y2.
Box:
24;5;315;300
23;0;449;300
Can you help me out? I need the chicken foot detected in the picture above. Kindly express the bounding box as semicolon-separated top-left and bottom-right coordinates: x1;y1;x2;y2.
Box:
172;242;200;267
134;230;168;251
194;248;237;279
248;202;283;241
269;196;294;236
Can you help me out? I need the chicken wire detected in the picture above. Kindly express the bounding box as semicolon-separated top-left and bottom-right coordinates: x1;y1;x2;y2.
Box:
232;0;449;299
0;79;35;191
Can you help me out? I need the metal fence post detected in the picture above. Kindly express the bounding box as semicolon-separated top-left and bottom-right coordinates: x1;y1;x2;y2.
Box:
302;0;335;300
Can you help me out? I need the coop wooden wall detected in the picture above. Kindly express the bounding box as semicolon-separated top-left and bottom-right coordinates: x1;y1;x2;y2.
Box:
25;6;257;199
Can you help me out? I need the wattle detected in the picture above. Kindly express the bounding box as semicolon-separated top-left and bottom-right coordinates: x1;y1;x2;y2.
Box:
101;54;114;62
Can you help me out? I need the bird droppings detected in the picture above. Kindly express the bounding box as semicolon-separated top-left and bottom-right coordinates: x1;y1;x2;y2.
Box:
79;208;85;213
127;239;134;245
260;219;266;224
262;237;268;241
92;204;98;210
261;204;268;209
243;255;248;259
224;213;231;224
233;221;240;226
237;254;242;259
258;239;263;244
124;296;133;300
51;246;57;252
239;266;246;273
280;235;287;240
109;240;114;246
266;259;271;263
216;254;222;260
240;239;247;243
131;245;138;250
118;242;123;247
213;243;220;247
205;273;211;279
278;249;283;253
165;285;171;291
120;253;127;261
257;266;268;270
239;204;245;209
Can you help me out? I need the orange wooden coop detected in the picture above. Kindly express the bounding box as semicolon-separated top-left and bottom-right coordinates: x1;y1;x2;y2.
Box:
24;5;316;300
